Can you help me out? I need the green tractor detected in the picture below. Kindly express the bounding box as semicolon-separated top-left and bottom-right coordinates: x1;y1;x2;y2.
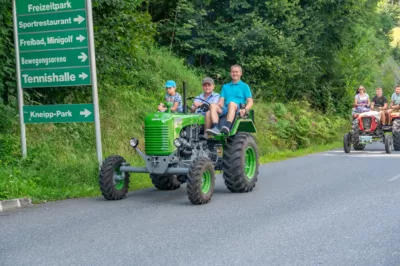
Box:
99;82;260;205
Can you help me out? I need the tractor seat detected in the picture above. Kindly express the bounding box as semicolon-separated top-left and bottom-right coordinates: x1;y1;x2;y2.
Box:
218;110;255;129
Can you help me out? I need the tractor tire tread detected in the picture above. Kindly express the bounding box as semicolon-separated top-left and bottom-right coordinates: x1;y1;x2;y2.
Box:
393;119;400;151
222;132;259;193
99;155;130;200
186;157;215;205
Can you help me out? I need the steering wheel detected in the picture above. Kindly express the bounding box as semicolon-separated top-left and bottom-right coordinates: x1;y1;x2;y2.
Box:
187;97;211;113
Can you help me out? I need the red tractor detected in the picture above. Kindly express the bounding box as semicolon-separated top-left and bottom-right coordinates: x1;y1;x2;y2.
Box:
343;110;400;154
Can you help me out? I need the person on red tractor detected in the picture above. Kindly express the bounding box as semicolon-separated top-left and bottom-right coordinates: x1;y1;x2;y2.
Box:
386;85;400;126
352;85;371;116
370;87;388;128
206;64;253;136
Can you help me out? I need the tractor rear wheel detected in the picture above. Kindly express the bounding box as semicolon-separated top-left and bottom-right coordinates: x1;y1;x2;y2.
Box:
99;155;130;200
344;133;351;153
150;174;181;190
393;119;400;151
186;157;216;205
385;133;393;154
222;132;259;193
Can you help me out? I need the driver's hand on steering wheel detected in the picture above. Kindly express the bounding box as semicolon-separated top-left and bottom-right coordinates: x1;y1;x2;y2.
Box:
239;109;247;117
193;102;202;108
191;102;202;112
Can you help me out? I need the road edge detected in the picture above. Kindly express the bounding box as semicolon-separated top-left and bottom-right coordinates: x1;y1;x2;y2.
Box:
0;198;32;212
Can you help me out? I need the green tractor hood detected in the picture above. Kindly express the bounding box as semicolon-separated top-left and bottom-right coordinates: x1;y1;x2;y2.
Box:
144;112;205;155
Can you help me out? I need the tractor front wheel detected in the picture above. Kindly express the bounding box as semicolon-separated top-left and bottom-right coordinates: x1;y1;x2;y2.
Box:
99;155;130;200
385;133;392;154
186;157;216;205
393;119;400;151
344;133;351;153
150;174;181;190
222;132;259;193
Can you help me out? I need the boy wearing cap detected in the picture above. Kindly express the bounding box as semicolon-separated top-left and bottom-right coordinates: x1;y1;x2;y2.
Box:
207;64;253;135
158;80;183;113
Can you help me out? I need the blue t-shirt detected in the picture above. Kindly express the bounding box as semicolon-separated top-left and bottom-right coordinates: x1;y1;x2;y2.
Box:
165;92;183;113
220;80;252;108
391;93;400;105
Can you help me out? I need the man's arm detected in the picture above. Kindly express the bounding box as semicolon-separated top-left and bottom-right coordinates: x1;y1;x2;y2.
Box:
217;97;224;108
218;86;225;107
243;84;253;111
191;98;202;112
370;99;375;110
382;97;388;110
244;98;253;112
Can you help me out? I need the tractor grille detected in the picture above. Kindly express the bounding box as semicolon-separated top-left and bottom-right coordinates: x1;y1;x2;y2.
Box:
145;125;171;155
362;117;372;130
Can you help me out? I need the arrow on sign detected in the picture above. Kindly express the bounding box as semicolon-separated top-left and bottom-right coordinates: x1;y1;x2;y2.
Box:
80;109;92;118
78;52;88;62
79;72;88;80
76;35;86;42
73;15;85;24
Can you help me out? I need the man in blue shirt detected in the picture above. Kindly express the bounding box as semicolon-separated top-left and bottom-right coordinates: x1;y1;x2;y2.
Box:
206;64;253;135
387;85;400;126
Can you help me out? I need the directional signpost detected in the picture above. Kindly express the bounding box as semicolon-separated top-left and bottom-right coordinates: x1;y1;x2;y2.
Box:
23;104;94;124
12;0;103;163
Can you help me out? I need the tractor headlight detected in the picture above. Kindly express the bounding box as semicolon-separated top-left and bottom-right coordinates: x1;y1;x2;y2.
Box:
129;138;139;148
174;138;182;148
180;130;187;138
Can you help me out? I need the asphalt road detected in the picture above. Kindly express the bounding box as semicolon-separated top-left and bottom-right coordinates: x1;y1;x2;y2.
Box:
1;142;400;266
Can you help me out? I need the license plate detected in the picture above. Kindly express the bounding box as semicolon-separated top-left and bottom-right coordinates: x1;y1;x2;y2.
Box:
359;136;372;144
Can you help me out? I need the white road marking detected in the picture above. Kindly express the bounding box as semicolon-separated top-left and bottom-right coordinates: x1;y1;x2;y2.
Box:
317;152;400;158
388;174;400;182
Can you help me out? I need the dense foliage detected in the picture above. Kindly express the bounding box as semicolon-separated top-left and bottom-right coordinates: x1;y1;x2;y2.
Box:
1;0;400;114
150;0;400;112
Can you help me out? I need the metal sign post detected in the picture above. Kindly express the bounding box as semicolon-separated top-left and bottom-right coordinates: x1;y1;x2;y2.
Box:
12;0;103;164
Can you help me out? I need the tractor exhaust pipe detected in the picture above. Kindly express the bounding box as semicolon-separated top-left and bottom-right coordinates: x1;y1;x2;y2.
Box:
183;81;187;114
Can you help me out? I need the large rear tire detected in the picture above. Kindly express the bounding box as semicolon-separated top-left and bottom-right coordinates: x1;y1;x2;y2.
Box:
99;155;130;200
351;119;360;144
393;119;400;151
344;133;351;153
222;132;259;193
150;174;181;190
385;133;392;154
186;157;216;205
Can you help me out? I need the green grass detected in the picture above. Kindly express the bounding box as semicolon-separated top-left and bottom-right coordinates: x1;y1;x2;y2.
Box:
0;46;349;204
260;141;342;164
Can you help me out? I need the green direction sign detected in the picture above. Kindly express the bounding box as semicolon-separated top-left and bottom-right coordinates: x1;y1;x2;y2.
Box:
21;66;91;88
20;48;89;69
17;10;87;33
16;0;86;15
23;104;94;124
18;29;88;51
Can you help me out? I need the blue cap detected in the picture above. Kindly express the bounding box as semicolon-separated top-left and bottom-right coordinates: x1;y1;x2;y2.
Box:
164;80;176;88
